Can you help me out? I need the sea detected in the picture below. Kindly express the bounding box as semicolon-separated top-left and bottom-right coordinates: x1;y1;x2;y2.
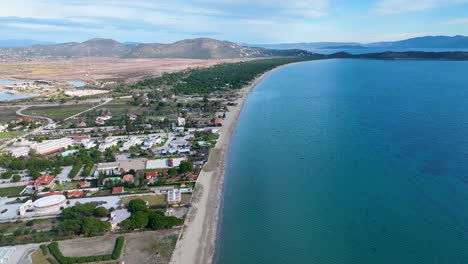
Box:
215;59;468;264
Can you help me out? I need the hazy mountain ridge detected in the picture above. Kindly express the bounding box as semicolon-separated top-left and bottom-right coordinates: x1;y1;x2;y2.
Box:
0;38;315;60
248;36;468;50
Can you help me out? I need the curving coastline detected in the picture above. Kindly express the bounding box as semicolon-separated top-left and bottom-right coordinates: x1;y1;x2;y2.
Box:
169;65;282;264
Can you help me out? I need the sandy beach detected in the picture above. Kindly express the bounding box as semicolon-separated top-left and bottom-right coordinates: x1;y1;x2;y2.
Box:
169;69;274;264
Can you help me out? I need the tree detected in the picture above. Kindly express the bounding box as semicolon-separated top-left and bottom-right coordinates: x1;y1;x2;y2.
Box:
127;199;148;213
12;174;21;182
93;207;108;217
168;168;177;177
178;161;193;173
132;211;149;229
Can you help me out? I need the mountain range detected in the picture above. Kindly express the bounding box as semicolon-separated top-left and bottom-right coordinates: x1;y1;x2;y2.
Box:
0;38;313;60
248;35;468;50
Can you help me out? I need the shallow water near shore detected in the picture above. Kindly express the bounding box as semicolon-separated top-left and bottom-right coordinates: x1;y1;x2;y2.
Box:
215;59;468;264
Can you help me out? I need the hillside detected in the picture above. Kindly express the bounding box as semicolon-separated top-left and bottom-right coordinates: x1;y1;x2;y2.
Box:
0;38;314;60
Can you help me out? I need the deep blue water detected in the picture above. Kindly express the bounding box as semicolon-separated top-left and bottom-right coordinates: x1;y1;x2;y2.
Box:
215;59;468;264
312;48;468;54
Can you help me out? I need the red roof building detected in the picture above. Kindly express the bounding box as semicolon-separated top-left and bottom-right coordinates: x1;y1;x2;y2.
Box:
34;175;55;186
67;190;84;198
79;181;91;188
41;191;61;197
213;118;223;126
122;174;134;183
112;187;125;194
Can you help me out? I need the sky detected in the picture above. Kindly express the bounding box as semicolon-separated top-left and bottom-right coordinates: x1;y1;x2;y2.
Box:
0;0;468;44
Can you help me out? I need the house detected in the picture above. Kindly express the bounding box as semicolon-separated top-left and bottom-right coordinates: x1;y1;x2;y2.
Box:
167;189;181;204
128;114;137;121
78;121;87;127
212;118;223;126
145;170;168;182
177;117;186;127
96;162;120;176
67;190;84;198
79;181;91;188
112;187;125;194
121;174;134;183
34;175;55;191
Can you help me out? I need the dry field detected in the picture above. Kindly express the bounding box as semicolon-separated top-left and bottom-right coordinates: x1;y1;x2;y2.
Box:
56;229;180;264
0;57;251;83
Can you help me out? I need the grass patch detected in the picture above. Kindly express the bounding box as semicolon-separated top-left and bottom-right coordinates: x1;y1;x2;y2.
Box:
23;104;93;121
149;234;178;262
0;131;25;138
121;194;167;207
181;193;191;204
0;185;25;197
31;248;50;264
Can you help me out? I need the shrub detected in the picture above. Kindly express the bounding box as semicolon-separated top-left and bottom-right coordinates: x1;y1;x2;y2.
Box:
111;236;125;260
40;244;48;255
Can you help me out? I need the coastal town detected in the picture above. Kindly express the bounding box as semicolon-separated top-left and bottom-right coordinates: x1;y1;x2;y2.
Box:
0;57;307;264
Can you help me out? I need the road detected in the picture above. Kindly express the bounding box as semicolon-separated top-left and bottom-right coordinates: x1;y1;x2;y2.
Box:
0;98;113;150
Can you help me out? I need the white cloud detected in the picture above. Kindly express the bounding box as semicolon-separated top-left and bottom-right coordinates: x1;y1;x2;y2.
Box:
374;0;468;14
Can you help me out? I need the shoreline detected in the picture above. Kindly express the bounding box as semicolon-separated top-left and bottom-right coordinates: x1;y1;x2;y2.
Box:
169;65;285;264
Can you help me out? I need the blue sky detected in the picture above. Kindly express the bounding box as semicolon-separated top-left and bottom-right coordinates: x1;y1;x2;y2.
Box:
1;0;468;43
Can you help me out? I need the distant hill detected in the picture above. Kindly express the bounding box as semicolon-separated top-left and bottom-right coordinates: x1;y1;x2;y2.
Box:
249;36;468;50
0;38;316;60
327;51;468;60
0;39;53;47
245;42;361;51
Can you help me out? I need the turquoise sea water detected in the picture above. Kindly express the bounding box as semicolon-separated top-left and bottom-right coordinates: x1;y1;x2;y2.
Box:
215;59;468;264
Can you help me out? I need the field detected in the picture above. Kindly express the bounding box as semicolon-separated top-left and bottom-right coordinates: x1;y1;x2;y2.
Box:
31;249;50;264
0;185;25;197
0;57;251;83
22;104;93;121
121;194;168;207
55;229;180;264
0;131;25;138
0;107;19;122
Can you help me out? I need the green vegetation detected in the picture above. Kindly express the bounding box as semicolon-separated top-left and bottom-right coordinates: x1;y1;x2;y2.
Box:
56;203;111;237
119;199;183;231
23;104;93;121
0;185;25;197
0;131;26;138
48;236;124;264
129;58;318;94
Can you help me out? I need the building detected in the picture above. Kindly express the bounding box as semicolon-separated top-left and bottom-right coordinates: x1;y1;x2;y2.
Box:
19;195;67;216
112;187;125;194
67;190;84;198
34;175;55;191
145;170;167;182
0;247;15;263
96;162;120;176
119;137;143;152
34;137;73;155
146;157;186;170
121;174;134;183
167;189;181;204
98;138;119;151
79;181;91;188
212;118;223;126
177;117;186;127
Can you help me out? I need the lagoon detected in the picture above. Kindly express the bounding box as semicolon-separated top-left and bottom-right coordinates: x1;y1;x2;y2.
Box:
216;59;468;264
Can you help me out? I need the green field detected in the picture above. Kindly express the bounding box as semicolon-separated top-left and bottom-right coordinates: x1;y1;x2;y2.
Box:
0;185;25;197
23;104;93;121
0;131;25;138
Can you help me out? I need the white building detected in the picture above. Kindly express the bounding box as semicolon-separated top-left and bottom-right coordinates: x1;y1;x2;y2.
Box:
34;137;73;155
167;189;181;204
99;138;119;152
82;139;97;150
0;247;15;264
119;137;142;152
177;117;186;127
146;157;186;169
19;195;67;217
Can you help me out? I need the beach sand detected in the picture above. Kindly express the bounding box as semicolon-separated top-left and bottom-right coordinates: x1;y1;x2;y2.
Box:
169;70;273;264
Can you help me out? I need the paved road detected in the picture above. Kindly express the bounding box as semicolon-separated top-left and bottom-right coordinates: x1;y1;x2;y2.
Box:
64;98;112;121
